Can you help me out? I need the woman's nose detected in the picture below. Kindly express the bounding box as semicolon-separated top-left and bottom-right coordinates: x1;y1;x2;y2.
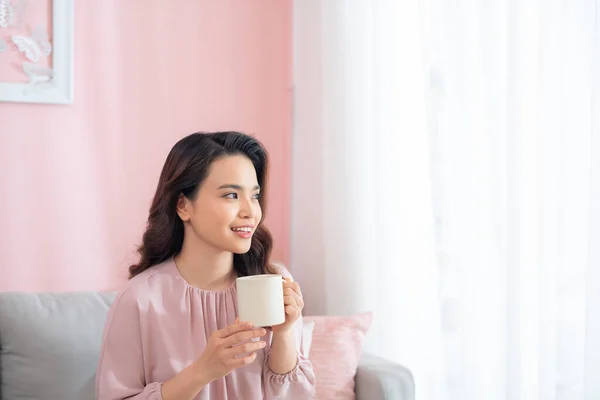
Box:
238;197;255;218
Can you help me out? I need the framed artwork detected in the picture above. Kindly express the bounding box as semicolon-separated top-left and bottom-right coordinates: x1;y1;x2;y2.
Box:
0;0;73;104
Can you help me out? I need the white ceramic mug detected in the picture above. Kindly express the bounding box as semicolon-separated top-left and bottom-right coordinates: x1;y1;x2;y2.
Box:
236;274;285;327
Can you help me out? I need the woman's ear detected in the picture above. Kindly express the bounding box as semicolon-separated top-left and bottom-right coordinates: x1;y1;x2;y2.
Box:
176;193;191;222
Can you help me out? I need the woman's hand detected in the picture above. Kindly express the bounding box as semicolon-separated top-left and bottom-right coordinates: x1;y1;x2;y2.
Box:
271;277;304;334
193;321;267;384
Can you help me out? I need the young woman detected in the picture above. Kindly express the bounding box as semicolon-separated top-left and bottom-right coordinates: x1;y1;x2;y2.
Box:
96;132;315;399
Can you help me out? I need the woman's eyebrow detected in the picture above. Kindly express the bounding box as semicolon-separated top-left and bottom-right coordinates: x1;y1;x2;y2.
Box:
217;184;261;191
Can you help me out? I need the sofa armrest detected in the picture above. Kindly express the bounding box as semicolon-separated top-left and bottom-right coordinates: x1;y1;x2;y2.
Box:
355;352;415;400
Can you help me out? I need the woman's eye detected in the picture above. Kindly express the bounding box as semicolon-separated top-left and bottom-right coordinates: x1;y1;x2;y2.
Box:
223;192;260;200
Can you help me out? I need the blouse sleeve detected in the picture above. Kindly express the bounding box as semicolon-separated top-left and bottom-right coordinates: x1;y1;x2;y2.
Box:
262;265;316;398
95;288;163;400
262;315;316;399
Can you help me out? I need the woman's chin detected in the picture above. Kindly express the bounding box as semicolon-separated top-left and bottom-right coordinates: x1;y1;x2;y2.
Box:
226;233;253;254
229;243;252;255
232;249;252;255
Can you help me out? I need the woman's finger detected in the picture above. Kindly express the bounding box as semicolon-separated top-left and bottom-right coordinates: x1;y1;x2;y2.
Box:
284;288;303;308
225;340;267;358
217;321;254;339
222;327;267;348
226;352;258;368
285;305;300;318
283;280;302;298
291;281;302;297
294;291;304;308
284;295;297;308
284;288;304;308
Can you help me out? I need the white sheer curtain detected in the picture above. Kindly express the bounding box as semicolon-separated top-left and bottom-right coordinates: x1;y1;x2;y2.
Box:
292;1;600;399
293;1;444;398
427;0;600;398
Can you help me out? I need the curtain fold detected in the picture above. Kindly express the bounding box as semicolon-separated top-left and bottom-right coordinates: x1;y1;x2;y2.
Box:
292;1;600;398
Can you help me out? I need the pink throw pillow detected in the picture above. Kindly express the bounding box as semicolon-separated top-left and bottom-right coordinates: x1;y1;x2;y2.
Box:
304;312;373;400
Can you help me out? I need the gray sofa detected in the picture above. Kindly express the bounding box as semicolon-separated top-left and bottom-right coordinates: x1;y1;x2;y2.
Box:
0;291;415;400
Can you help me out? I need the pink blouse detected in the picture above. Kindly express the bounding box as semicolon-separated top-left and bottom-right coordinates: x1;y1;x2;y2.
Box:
95;259;315;399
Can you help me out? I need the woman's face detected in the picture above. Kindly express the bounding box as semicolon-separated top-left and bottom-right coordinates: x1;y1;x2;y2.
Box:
177;154;263;254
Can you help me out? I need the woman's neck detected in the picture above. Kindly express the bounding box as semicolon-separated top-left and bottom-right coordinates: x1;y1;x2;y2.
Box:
173;236;235;291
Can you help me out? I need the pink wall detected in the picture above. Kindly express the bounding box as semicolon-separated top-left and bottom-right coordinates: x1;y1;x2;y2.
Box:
0;1;292;292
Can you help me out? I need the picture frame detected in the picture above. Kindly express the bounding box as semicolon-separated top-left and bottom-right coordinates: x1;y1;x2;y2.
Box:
0;0;74;104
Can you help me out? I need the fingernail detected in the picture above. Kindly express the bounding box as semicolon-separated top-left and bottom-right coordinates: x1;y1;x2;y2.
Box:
259;341;266;347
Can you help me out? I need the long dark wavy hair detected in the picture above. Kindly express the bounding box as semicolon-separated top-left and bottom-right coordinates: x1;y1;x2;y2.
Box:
128;131;273;279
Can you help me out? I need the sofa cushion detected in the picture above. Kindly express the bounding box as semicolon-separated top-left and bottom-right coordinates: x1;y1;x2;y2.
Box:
0;291;116;400
304;312;373;400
